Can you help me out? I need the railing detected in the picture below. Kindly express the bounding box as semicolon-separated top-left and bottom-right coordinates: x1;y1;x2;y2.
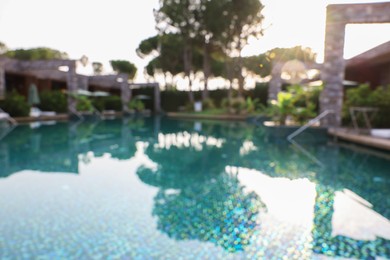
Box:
287;109;334;141
285;110;334;168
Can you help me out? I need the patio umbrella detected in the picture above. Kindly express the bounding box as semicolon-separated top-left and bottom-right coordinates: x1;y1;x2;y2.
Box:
91;91;110;97
28;83;40;106
134;95;151;100
307;80;359;87
75;89;93;96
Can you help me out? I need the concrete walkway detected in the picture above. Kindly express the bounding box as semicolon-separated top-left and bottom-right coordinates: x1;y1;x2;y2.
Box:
329;128;390;151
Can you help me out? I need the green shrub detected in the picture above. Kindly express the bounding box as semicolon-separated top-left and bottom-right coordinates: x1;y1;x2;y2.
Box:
221;97;246;114
220;98;229;109
245;97;259;113
265;84;319;125
208;89;229;107
232;97;246;114
128;99;145;111
184;101;194;112
0;90;30;117
76;95;94;112
38;90;67;113
92;98;105;112
266;92;294;125
92;95;122;112
132;88;154;111
102;96;122;111
202;98;215;110
248;83;269;106
288;84;319;124
343;84;390;128
161;90;188;112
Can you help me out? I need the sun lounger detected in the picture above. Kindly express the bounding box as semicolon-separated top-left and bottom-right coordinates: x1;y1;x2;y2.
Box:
0;111;10;120
30;107;56;117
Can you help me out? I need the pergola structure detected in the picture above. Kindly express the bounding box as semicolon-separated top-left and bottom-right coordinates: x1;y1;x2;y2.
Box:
0;57;161;115
320;2;390;126
0;58;79;113
129;83;161;114
268;2;390;127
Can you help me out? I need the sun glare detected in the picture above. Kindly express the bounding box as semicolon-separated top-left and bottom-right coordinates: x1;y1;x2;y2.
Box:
344;23;390;59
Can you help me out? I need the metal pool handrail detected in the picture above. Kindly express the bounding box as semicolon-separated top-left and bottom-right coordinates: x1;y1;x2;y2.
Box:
287;109;334;141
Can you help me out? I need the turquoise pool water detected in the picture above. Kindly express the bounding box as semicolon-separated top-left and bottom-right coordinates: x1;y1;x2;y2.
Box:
0;117;389;259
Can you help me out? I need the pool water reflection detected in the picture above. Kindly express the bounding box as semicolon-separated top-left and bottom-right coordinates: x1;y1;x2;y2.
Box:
0;117;389;259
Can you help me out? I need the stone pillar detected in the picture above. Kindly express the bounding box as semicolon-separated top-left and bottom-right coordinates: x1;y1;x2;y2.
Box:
320;9;346;127
267;62;284;102
0;67;4;100
119;74;131;114
154;83;162;114
66;61;78;114
78;76;89;91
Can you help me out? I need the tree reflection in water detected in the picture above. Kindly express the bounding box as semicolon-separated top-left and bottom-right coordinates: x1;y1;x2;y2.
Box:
137;131;265;252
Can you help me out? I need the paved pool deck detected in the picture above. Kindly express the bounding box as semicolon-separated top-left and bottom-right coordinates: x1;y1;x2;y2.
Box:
14;114;69;123
13;111;124;123
166;112;247;121
10;112;390;152
328;128;390;151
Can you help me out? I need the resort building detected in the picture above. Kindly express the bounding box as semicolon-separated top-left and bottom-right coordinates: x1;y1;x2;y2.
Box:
0;57;161;114
345;41;390;88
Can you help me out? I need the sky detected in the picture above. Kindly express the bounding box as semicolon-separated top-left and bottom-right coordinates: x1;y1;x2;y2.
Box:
0;0;389;82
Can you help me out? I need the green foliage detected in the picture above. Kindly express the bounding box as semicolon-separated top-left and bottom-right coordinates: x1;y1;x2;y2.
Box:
266;84;319;125
221;97;245;114
5;47;68;60
343;84;390;128
243;46;317;78
92;95;122;112
217;0;264;54
38;90;67;113
0;90;30;117
243;54;271;78
208;89;229;107
202;98;216;110
267;92;294;125
132;87;155;111
75;95;94;112
137;36;159;58
128;99;145;112
184;101;194;112
102;96;122;111
161;90;189;112
159;86;269;113
152;0;264;93
110;60;137;79
249;83;269;106
245;97;256;113
266;46;317;63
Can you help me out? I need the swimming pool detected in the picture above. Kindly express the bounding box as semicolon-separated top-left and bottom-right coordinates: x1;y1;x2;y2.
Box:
0;117;389;259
